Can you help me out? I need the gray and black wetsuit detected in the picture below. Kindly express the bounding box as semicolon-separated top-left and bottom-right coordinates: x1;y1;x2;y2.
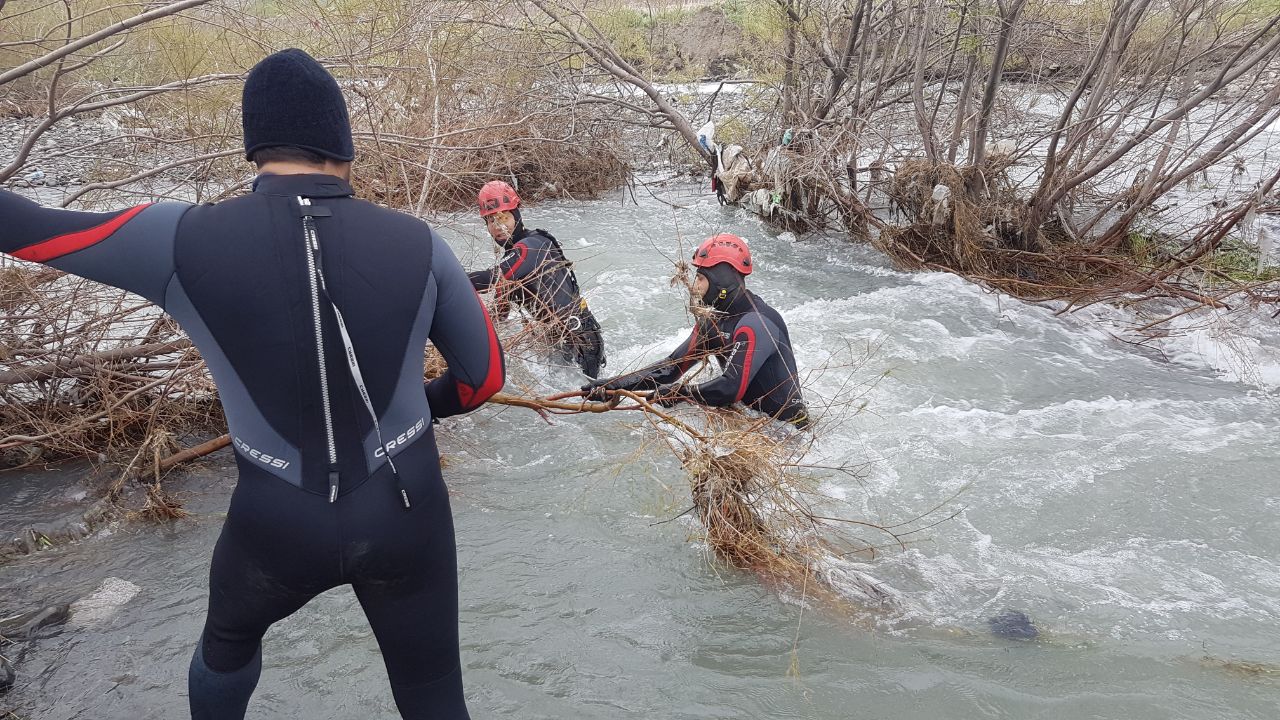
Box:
0;174;504;719
468;226;605;378
611;290;808;427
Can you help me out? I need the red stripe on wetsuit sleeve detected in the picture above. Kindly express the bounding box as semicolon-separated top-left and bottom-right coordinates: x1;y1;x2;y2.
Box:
12;204;150;263
733;326;756;402
501;242;529;280
455;290;505;409
676;323;700;373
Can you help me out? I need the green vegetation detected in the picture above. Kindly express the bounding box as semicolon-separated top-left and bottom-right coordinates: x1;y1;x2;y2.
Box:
589;4;706;81
715;116;751;146
593;7;656;68
1123;232;1279;284
721;0;782;43
1125;229;1159;264
1208;240;1280;283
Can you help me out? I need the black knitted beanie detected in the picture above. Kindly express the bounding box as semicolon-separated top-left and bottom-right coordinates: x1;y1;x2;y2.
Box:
242;49;355;162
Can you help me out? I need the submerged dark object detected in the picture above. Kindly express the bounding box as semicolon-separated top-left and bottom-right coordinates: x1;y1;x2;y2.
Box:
988;610;1039;640
0;603;70;639
0;603;72;697
0;654;13;695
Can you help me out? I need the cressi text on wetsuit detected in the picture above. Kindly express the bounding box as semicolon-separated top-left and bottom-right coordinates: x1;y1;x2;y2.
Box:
0;175;504;719
611;289;808;427
468;226;605;378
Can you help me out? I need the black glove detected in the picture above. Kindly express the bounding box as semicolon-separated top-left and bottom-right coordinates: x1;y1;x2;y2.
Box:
650;383;688;408
581;371;657;401
581;377;613;401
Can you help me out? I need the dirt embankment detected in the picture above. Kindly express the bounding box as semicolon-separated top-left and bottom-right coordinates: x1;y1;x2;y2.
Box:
639;6;752;80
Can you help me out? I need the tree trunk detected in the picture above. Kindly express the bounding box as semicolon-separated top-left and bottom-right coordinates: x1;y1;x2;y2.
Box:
968;0;1027;173
781;0;798;127
948;52;977;164
911;2;938;162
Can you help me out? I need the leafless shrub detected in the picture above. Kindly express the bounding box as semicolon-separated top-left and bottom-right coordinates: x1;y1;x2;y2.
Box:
531;0;1280;313
0;269;220;470
1;1;630;211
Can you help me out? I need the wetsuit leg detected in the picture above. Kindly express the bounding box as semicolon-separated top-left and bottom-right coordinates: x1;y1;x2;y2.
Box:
774;402;811;430
188;642;261;720
570;312;605;379
575;332;604;379
192;435;469;720
191;461;342;718
342;431;470;720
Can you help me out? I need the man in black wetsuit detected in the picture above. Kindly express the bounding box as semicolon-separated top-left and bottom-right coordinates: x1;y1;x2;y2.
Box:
0;49;502;719
467;180;606;378
583;233;809;428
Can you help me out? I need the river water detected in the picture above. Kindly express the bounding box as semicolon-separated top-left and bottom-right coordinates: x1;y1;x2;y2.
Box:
2;182;1278;719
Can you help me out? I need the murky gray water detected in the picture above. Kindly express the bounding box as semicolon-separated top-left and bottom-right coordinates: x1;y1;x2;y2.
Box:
3;182;1279;719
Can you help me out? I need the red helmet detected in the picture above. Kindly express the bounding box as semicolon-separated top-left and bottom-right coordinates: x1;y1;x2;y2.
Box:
692;233;753;275
477;180;520;217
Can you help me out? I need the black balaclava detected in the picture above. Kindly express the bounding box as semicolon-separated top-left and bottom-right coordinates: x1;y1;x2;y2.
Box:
698;263;746;313
242;49;355;162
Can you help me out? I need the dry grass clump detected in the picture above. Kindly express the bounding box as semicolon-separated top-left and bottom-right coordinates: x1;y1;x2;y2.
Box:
117;429;190;522
341;43;632;215
0;266;62;310
878;158;1146;301
133;480;190;522
881;158;1025;272
353;120;631;214
664;408;901;609
873;158;1278;317
680;412;798;570
1199;654;1280;680
425;345;448;380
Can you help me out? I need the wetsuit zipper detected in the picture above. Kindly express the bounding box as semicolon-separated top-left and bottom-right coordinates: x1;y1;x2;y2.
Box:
298;196;410;509
299;198;341;502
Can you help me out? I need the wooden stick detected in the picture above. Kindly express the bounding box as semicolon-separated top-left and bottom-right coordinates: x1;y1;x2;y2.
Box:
488;391;615;413
0;339;192;386
543;389;586;401
156;434;231;473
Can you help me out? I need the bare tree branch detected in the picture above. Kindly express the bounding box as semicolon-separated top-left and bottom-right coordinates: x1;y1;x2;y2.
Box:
0;0;214;87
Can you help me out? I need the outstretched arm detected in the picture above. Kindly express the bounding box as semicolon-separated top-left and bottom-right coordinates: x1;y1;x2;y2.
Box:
0;189;187;306
584;322;706;395
468;240;531;291
426;229;506;419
